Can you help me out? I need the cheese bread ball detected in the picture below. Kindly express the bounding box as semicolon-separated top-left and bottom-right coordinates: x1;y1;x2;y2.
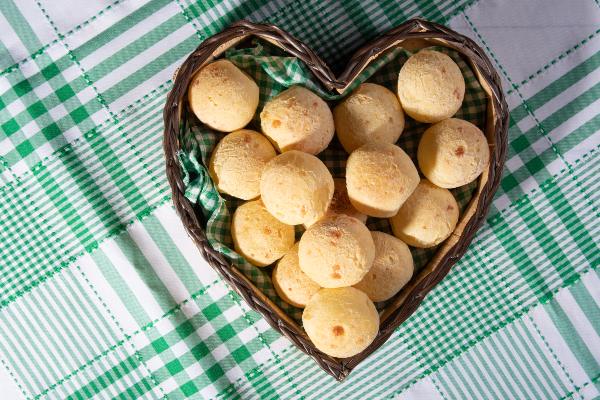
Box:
333;83;405;153
418;118;490;188
390;180;459;248
298;214;375;288
397;50;465;123
273;244;321;308
354;232;414;302
323;178;367;224
231;200;295;267
303;287;379;358
188;59;259;132
260;151;334;226
346;142;419;218
260;86;334;154
209;130;276;200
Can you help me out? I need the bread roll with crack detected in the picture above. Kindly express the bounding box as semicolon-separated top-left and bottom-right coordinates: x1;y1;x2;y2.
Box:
208;129;276;200
188;59;259;132
231;200;295;267
260;86;334;154
302;287;379;358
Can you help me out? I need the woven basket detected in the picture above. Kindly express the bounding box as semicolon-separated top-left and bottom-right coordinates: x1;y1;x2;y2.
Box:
163;18;508;381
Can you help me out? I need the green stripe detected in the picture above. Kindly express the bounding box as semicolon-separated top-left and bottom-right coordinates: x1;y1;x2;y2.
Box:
1;0;173;120
510;50;600;124
54;147;122;233
470;347;514;399
116;359;152;399
534;81;600;136
518;197;576;285
447;366;483;399
541;180;598;276
66;354;145;399
101;35;197;103
84;134;151;217
86;11;187;81
62;269;121;348
438;371;470;399
113;234;177;312
490;216;551;297
512;321;563;399
377;0;408;23
546;295;599;380
34;163;94;244
197;0;274;37
521;321;570;397
91;249;151;326
527;50;600;111
486;334;532;398
76;0;171;60
4;301;59;389
0;327;43;392
570;283;600;337
0;40;16;70
555;112;600;155
247;370;277;400
143;215;202;295
0;1;44;53
28;282;95;374
414;0;447;24
339;1;380;40
458;351;504;399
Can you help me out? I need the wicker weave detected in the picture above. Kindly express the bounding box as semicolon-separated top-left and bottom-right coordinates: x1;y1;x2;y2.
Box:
163;18;508;381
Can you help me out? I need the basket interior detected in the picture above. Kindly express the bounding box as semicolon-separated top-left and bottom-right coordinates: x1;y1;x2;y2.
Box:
177;38;488;324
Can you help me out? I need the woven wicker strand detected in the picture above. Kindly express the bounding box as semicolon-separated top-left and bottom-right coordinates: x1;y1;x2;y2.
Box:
163;18;509;381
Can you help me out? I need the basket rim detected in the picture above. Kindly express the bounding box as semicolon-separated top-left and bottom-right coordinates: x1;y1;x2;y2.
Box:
163;18;509;381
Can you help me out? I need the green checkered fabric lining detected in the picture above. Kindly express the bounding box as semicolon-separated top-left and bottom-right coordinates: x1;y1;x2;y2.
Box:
179;40;486;320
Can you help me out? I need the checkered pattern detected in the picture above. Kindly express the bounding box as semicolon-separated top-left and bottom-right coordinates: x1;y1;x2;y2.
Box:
0;0;598;399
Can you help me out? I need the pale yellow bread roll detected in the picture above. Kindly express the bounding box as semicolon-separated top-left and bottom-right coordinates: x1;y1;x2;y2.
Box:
209;130;276;200
354;231;414;302
397;50;465;123
260;86;334;154
390;180;459;248
310;178;367;226
302;287;379;358
298;214;375;288
231;200;295;267
272;244;321;308
334;83;405;153
418;118;490;188
346;142;419;218
188;59;259;132
260;151;334;226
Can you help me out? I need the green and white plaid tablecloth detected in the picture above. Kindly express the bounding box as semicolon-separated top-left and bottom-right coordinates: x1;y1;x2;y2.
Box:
0;0;598;399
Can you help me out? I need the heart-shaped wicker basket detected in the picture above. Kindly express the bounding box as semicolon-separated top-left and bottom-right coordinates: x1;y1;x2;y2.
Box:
163;18;508;381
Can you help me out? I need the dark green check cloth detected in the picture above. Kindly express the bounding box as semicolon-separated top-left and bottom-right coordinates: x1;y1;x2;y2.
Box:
0;0;598;399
